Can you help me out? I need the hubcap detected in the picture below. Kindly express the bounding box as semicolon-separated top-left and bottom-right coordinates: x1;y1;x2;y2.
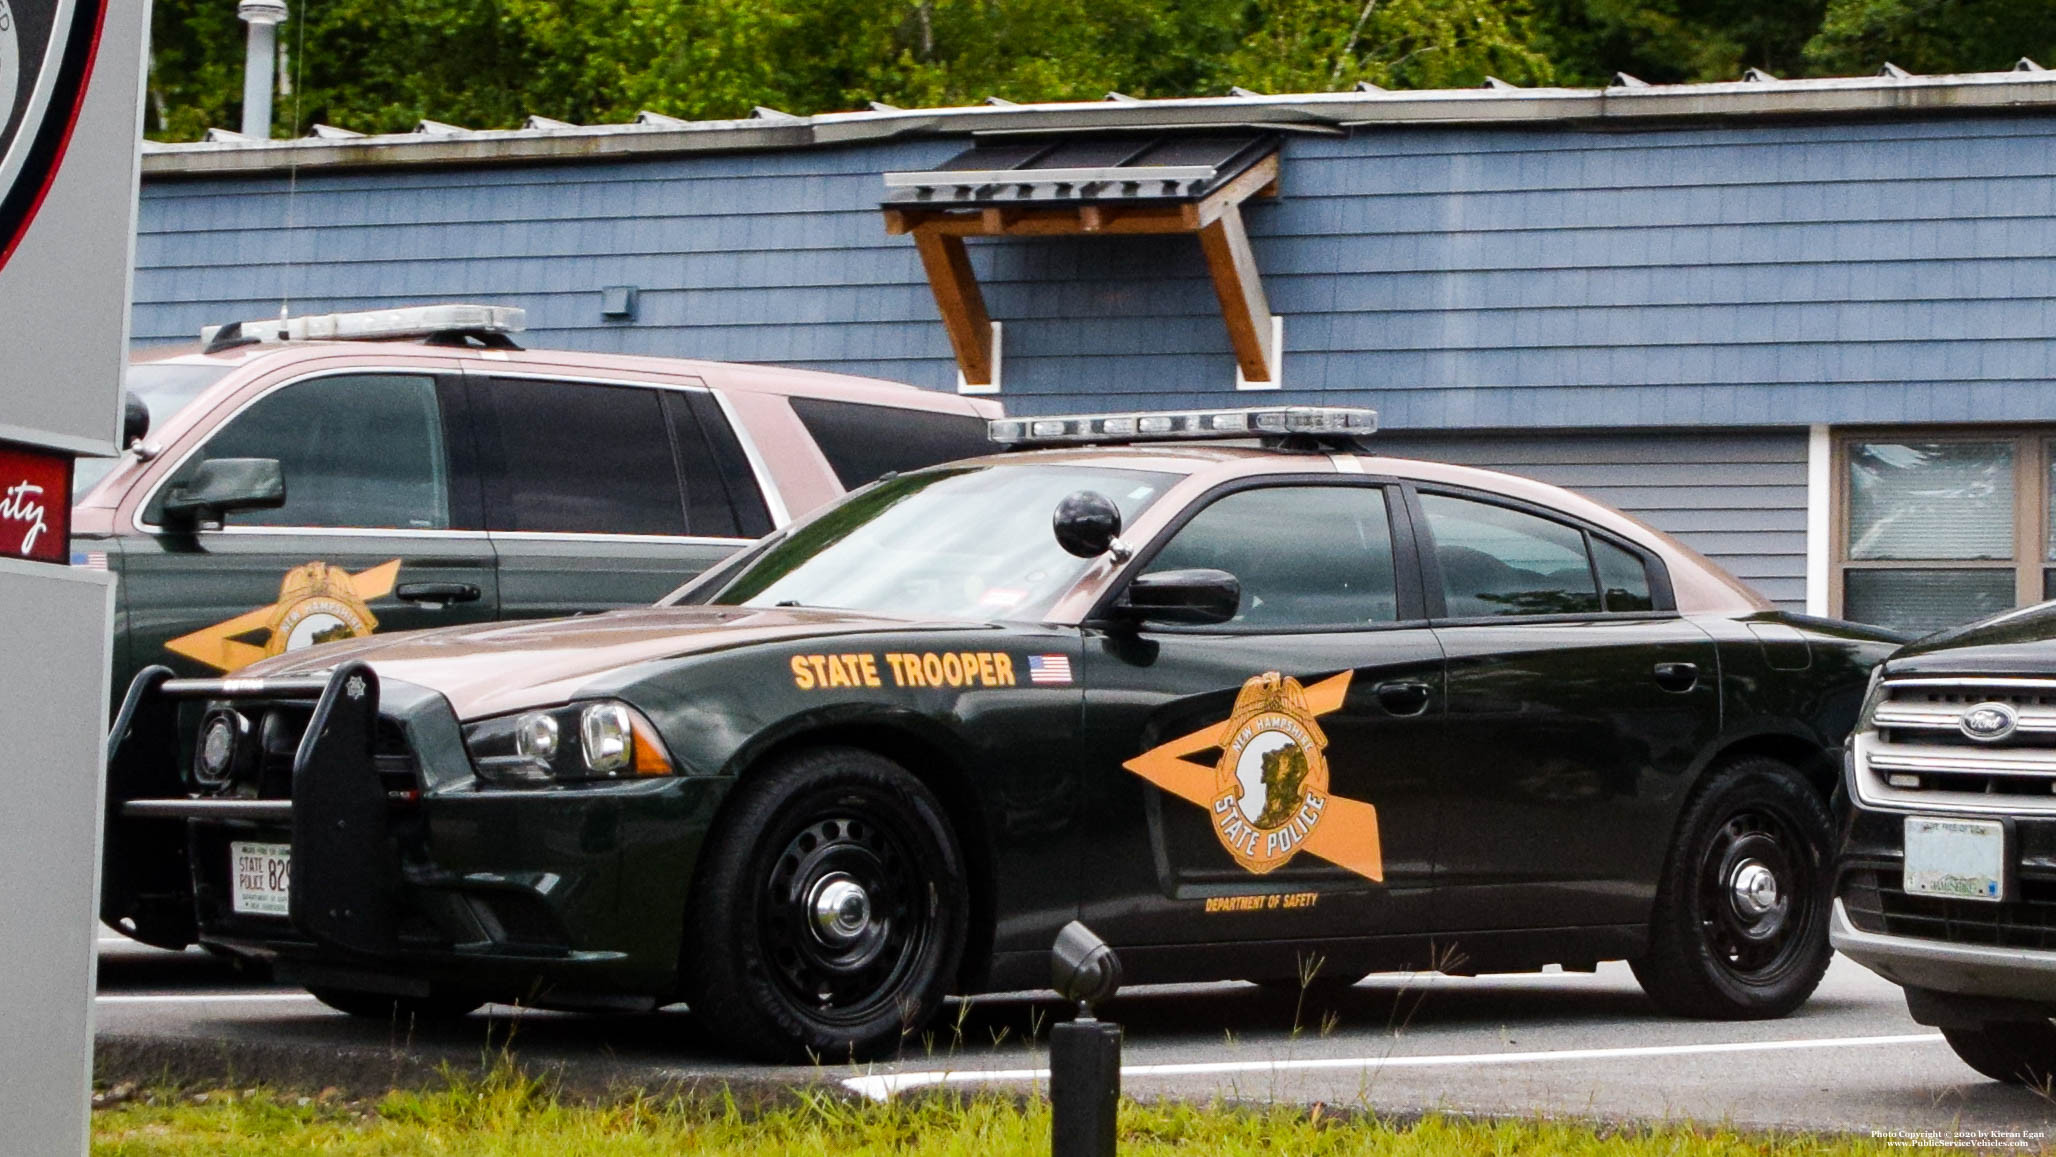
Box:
1729;860;1780;918
809;874;873;946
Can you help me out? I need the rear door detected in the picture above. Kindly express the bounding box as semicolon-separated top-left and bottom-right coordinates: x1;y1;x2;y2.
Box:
468;372;775;618
1078;479;1445;966
1411;487;1720;936
119;368;499;683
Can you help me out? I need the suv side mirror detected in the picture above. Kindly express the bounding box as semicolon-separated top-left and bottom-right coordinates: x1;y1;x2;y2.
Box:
1115;568;1240;626
160;458;285;527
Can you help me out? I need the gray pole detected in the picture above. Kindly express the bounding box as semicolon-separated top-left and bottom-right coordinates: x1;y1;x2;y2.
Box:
237;1;289;138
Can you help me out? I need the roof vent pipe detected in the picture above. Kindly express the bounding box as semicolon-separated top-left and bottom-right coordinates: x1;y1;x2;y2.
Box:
237;0;289;138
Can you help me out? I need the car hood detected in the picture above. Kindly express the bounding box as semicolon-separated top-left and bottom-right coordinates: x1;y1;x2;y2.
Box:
1886;599;2056;677
240;605;969;718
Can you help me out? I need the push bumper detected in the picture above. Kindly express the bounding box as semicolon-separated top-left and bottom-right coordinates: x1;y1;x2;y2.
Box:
1831;899;2056;1004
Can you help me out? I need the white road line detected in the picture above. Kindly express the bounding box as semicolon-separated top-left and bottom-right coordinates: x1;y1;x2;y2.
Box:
94;992;320;1005
842;1032;1948;1100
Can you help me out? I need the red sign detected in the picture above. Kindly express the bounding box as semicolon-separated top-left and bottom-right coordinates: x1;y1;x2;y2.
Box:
0;442;72;564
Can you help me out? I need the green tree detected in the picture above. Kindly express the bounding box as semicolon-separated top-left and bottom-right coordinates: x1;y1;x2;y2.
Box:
1804;0;2056;75
1531;0;1830;85
1209;0;1554;91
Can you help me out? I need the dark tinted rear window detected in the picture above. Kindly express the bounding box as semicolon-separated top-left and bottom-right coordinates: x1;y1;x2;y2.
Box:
789;397;990;489
479;378;686;536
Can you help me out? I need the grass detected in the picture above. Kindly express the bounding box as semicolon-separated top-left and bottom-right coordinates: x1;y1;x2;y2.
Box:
89;1066;1985;1157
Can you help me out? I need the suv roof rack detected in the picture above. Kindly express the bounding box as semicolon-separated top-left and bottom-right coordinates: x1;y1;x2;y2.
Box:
988;406;1378;452
201;304;526;354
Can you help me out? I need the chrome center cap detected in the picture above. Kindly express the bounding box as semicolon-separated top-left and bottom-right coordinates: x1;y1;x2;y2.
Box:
1730;860;1780;918
808;874;872;945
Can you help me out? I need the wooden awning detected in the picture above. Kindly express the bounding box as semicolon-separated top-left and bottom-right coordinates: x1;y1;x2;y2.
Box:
882;133;1282;391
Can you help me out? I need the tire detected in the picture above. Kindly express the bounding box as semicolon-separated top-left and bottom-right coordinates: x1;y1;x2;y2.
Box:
680;746;969;1063
1630;757;1833;1020
307;986;484;1022
1941;1021;2056;1085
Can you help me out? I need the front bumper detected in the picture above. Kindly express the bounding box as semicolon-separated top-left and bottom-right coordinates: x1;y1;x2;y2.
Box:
100;662;725;1003
1831;899;2056;1003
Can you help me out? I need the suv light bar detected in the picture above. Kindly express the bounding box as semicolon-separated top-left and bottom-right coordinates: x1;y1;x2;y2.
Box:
988;406;1378;448
201;304;526;349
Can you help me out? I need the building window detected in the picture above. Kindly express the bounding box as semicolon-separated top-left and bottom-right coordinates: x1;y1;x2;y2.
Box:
1834;432;2048;636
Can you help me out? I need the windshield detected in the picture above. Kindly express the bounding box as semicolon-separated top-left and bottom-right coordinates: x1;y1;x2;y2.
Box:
689;463;1177;621
73;362;234;497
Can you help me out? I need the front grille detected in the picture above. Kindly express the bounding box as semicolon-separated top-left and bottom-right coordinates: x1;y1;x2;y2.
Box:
1855;678;2056;814
1842;869;2056;951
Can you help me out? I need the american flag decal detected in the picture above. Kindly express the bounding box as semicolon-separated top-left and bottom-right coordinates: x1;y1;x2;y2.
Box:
70;551;107;570
1027;654;1073;685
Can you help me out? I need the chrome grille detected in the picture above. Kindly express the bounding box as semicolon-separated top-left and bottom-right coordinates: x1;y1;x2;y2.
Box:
1855;677;2056;814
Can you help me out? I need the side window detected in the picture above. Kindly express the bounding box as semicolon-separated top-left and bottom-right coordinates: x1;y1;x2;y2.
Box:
788;396;992;488
1142;486;1399;628
1420;493;1600;617
480;378;685;536
161;374;449;529
669;391;774;539
1593;537;1655;612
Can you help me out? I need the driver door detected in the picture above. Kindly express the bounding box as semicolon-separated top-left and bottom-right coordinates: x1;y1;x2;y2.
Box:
1076;480;1445;970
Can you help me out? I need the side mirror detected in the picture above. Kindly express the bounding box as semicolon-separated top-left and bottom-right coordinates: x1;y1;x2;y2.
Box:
122;394;150;448
1053;490;1123;559
1116;568;1240;626
160;458;285;526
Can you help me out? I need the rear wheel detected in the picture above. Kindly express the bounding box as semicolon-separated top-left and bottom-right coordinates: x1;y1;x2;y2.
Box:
681;746;968;1062
307;986;483;1022
1631;757;1833;1019
1941;1021;2056;1085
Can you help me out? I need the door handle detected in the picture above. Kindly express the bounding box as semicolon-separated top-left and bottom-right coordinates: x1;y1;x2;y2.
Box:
395;582;482;605
1374;680;1433;716
1653;662;1699;693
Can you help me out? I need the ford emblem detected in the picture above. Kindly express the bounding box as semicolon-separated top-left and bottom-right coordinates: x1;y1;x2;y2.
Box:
1959;701;2019;743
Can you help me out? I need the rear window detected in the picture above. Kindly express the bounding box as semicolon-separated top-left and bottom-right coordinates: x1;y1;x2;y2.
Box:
478;378;686;536
789;397;991;489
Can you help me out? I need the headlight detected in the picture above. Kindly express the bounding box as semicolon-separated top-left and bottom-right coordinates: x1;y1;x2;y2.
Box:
463;700;675;786
1855;663;1889;733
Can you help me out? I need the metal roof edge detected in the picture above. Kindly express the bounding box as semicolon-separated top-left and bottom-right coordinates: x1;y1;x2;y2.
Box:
138;69;2056;178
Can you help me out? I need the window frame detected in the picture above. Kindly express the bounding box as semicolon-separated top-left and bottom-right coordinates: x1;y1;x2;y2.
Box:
1404;482;1679;625
1093;474;1429;635
1830;427;2049;623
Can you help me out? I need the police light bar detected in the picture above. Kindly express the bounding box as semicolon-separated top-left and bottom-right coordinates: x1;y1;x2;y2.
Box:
200;304;526;347
988;406;1378;448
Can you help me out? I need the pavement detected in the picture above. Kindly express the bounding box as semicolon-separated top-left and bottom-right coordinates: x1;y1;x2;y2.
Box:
94;933;2056;1141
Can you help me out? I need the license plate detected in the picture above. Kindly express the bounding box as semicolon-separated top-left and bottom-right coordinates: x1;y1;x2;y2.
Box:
230;841;292;917
1904;817;2005;903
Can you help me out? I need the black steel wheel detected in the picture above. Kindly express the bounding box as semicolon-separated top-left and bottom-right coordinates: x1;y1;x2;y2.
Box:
1942;1021;2056;1085
1631;757;1833;1019
307;986;484;1022
681;746;967;1062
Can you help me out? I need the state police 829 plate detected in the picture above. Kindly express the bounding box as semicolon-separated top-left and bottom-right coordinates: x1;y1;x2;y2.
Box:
1903;817;2004;903
230;841;292;916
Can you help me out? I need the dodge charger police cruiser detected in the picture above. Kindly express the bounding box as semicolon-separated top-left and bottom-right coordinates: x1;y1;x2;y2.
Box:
103;406;1900;1060
73;304;997;699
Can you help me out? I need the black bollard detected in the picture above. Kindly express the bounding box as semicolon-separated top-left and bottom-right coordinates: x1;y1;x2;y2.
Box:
1048;921;1123;1157
1050;1014;1121;1157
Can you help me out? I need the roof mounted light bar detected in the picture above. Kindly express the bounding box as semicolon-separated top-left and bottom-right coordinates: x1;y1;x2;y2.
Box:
201;304;526;353
989;406;1378;449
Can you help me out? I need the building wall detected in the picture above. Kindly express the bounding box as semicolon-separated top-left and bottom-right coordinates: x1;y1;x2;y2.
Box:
1373;429;1810;611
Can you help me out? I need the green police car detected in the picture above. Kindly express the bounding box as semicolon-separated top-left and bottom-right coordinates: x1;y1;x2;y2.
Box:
103;406;1899;1060
75;305;995;701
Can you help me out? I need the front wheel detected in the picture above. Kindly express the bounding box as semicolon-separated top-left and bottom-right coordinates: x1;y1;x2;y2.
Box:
1942;1021;2056;1085
1631;757;1833;1019
681;746;969;1062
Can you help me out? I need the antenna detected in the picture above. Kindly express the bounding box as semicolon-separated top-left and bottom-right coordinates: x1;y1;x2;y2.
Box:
279;0;309;320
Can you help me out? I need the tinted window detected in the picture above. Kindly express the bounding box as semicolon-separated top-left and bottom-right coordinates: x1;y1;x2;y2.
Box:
481;378;685;536
1421;493;1599;617
1144;486;1399;628
167;374;448;529
669;391;773;539
1593;537;1655;612
789;397;991;488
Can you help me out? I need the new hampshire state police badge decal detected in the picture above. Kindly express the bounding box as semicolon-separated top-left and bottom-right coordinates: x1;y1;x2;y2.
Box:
0;0;110;270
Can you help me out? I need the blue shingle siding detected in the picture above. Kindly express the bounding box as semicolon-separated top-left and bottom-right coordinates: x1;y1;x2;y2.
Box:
136;113;2056;434
1370;430;1810;610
